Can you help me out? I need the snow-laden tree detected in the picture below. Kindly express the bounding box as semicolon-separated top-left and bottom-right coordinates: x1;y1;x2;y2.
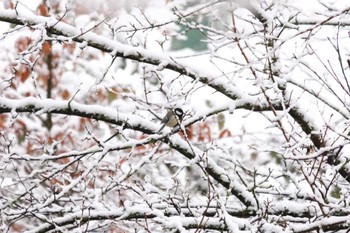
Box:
1;0;350;232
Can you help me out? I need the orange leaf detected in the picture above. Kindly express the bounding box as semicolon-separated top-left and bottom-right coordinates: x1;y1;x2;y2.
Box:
37;3;48;16
198;123;211;142
15;37;31;53
185;125;193;140
219;129;232;139
61;89;70;100
16;66;31;82
41;41;51;55
10;223;24;233
0;115;8;129
63;43;76;53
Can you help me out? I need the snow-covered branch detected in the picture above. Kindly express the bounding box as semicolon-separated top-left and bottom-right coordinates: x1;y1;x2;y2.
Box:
0;8;244;102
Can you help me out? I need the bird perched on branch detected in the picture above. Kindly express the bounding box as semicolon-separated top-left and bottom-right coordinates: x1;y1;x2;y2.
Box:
157;108;184;133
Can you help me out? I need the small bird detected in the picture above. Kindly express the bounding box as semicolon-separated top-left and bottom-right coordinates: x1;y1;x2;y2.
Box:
157;108;184;133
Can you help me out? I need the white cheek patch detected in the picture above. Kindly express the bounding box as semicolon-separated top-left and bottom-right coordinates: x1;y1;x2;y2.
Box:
174;109;183;117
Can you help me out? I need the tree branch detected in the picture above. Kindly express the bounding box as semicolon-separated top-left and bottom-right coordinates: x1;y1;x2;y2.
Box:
0;9;243;102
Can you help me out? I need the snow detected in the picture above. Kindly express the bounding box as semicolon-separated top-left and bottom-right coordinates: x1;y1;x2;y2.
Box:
1;0;350;232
